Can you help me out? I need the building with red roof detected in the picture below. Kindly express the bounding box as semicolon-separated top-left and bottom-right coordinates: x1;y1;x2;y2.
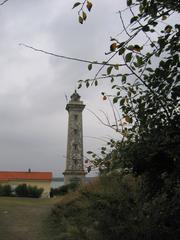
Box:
0;170;52;198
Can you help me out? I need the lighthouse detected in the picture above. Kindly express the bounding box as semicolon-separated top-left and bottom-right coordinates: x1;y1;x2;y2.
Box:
63;91;86;184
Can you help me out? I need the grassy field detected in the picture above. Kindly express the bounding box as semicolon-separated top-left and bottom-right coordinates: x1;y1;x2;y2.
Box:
0;197;60;240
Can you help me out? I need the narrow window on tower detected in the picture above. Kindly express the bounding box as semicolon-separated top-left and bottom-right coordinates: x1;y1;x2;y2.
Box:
74;129;78;134
74;114;78;120
73;144;78;150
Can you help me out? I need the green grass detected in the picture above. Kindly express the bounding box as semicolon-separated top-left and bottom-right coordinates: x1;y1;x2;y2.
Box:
0;197;60;240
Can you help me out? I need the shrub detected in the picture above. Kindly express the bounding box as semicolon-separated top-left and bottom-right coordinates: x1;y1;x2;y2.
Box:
47;174;180;240
51;182;79;196
15;184;28;197
27;185;44;198
0;184;3;196
0;184;12;196
15;184;44;198
68;181;79;191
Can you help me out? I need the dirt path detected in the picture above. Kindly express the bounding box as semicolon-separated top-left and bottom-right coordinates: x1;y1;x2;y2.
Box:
0;197;59;240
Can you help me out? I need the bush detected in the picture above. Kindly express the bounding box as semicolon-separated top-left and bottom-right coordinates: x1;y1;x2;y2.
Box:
15;184;28;197
51;182;79;196
15;184;43;198
68;181;79;191
0;184;12;196
47;174;180;240
51;185;68;196
27;185;44;198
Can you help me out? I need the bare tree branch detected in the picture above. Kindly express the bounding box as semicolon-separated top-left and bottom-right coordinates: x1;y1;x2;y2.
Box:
108;97;119;132
0;0;9;6
78;0;87;15
19;43;125;67
92;28;141;83
0;0;9;5
86;108;124;135
118;10;132;37
84;135;108;143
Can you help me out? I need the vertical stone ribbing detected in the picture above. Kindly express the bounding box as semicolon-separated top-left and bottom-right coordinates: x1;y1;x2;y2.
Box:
63;91;86;184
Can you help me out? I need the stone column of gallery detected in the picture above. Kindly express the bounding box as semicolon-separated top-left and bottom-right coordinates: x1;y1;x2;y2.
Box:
63;90;86;184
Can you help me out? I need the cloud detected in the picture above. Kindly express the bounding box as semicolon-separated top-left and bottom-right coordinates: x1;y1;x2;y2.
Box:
0;0;125;176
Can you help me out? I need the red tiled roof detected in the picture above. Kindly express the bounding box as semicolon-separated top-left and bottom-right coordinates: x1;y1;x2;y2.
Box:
0;171;52;181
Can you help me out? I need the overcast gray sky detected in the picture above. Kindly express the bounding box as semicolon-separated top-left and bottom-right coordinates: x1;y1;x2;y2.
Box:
1;1;177;177
0;0;126;176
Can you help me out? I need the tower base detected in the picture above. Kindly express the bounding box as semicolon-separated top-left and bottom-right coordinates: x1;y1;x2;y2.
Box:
63;170;86;185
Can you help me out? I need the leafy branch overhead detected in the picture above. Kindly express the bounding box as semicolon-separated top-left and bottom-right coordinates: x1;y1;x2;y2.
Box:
72;0;180;187
72;0;93;24
75;0;179;125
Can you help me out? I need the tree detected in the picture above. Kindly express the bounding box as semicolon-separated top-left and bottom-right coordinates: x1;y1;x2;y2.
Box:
30;2;179;238
21;0;179;193
72;0;180;194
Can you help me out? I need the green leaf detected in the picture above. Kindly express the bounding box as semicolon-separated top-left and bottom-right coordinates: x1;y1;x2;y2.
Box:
88;63;92;71
122;75;126;83
72;2;81;9
120;98;125;106
82;11;87;20
78;83;82;89
130;16;138;24
136;55;144;66
111;77;114;83
86;1;93;12
146;67;154;72
152;21;158;27
113;97;118;104
86;81;90;88
79;16;83;24
119;48;125;55
114;64;119;70
107;66;113;75
87;151;93;154
125;52;132;63
127;0;132;6
142;25;150;32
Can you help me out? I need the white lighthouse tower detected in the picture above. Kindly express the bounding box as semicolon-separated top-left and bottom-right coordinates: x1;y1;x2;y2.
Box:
63;91;86;184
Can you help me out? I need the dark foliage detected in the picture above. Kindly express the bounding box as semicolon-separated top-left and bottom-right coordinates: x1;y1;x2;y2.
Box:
47;175;180;240
44;0;180;239
15;184;43;198
51;182;79;196
0;184;12;196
